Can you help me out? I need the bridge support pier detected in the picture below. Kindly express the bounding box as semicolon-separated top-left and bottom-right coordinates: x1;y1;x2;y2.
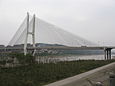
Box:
104;48;112;60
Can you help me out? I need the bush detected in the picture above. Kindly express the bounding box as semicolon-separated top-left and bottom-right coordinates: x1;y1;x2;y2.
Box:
24;80;34;86
0;60;114;86
9;53;36;65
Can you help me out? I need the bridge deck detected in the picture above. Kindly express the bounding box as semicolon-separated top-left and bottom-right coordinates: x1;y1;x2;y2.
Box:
0;46;115;50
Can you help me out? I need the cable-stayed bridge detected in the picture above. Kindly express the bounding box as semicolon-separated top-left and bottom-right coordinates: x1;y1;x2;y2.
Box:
8;13;96;47
5;13;115;60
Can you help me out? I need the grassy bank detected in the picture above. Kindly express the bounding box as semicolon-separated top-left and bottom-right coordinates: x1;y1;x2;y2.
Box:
0;60;114;86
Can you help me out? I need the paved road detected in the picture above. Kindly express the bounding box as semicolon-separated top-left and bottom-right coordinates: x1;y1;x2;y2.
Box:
45;62;115;86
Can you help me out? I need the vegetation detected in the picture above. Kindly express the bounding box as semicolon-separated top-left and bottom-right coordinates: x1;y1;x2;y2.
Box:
0;53;36;67
0;59;114;86
10;53;36;65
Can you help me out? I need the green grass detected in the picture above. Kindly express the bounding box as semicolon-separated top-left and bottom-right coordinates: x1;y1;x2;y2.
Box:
0;60;114;86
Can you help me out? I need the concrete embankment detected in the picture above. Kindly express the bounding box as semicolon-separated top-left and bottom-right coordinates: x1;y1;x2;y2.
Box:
45;62;115;86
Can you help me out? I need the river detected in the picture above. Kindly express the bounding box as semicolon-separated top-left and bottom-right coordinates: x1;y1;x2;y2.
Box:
36;54;115;63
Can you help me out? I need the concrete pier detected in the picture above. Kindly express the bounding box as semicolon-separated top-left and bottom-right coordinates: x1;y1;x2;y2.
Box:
104;48;112;60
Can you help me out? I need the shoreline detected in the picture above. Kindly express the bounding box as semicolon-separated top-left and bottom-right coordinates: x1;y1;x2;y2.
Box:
45;62;115;86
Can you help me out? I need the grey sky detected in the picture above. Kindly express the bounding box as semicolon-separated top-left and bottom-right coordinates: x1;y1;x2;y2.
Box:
0;0;115;46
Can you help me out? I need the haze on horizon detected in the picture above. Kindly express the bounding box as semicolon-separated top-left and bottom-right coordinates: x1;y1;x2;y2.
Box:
0;0;115;46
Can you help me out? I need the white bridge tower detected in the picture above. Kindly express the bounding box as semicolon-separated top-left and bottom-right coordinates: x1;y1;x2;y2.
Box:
24;12;36;56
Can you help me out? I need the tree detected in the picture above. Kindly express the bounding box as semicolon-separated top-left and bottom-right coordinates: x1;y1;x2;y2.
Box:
9;53;36;65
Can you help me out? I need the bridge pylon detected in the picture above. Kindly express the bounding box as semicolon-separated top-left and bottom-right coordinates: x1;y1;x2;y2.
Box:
24;12;36;56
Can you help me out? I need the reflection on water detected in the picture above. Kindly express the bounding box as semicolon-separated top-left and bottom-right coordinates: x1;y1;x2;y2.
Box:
36;54;115;63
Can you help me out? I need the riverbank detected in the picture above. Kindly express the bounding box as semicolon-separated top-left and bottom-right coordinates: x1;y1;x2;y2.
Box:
0;60;114;86
46;62;115;86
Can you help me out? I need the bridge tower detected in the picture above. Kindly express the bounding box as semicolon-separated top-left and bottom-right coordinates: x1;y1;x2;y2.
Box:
24;12;36;56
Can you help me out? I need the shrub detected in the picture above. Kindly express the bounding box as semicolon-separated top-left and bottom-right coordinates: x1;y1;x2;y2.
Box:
9;53;36;65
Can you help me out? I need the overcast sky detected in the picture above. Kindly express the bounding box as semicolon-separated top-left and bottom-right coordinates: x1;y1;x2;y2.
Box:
0;0;115;46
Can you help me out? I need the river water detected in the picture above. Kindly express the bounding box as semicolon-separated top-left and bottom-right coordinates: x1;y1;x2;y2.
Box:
36;54;115;63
